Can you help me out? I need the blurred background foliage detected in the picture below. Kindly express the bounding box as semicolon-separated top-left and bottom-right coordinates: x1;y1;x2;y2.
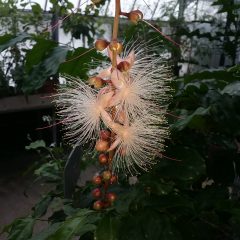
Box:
0;0;240;239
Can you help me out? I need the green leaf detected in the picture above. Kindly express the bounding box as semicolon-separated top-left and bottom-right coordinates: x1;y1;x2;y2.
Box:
221;81;240;96
0;33;30;52
31;3;42;15
47;209;99;240
114;188;139;213
95;215;119;240
29;223;62;240
34;161;62;181
140;176;174;196
32;195;53;218
158;147;206;183
25;38;57;73
3;218;35;240
59;47;105;79
183;70;238;84
25;140;46;150
172;107;210;131
119;210;181;240
22;45;68;93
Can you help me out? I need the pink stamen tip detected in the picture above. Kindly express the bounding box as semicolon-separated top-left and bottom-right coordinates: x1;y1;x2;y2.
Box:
39;95;55;99
165;112;185;119
43;0;89;33
64;48;95;63
142;20;181;47
36;119;67;130
160;153;182;162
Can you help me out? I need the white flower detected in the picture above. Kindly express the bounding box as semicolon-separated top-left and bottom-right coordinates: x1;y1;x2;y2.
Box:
55;76;113;144
55;41;171;174
101;109;168;174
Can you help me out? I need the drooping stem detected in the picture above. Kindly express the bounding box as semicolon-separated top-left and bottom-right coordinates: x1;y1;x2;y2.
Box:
112;0;121;41
108;0;121;168
111;0;121;68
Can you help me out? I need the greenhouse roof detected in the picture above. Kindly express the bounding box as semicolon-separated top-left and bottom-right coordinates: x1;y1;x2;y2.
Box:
17;0;218;21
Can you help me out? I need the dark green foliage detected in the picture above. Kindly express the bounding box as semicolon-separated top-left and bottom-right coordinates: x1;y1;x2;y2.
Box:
3;65;240;240
1;1;240;239
0;0;106;96
2;218;35;240
0;34;105;94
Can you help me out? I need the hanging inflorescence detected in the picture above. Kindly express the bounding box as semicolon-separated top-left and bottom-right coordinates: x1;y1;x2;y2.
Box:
55;0;172;209
55;40;171;172
55;1;172;175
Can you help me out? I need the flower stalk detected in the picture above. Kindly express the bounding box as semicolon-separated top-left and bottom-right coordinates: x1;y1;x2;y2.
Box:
108;0;121;169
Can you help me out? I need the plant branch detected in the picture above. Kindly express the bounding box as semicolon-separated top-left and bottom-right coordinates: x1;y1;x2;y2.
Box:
108;0;121;168
112;0;121;41
111;0;121;68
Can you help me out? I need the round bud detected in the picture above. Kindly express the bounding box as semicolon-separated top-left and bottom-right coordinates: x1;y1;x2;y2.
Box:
110;175;118;184
88;77;104;89
95;139;109;152
95;39;109;51
117;61;131;72
93;200;103;210
109;41;123;54
102;170;112;181
128;10;143;24
106;192;117;203
92;188;102;198
92;175;102;185
98;153;109;165
100;129;111;141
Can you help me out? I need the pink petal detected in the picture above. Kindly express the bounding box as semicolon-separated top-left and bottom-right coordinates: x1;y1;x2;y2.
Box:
108;137;121;151
97;67;111;79
100;110;123;134
108;92;121;107
111;69;125;89
98;86;111;95
100;109;114;127
98;91;114;109
116;110;126;124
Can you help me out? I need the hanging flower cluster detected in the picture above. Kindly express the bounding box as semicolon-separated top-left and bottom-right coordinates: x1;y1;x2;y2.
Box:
55;39;171;175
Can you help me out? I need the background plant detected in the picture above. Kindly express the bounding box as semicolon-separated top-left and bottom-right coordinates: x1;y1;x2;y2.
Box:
0;0;107;96
1;0;240;239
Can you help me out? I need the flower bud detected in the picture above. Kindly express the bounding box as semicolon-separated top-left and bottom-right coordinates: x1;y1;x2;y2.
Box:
95;39;110;51
93;200;103;210
92;175;102;185
117;61;131;72
88;77;104;89
106;192;117;203
128;10;143;24
95;139;109;152
98;153;109;165
99;129;111;140
109;41;123;54
102;170;112;181
92;188;102;198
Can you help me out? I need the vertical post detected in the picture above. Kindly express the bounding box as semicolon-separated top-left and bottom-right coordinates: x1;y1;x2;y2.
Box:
51;4;59;42
151;1;159;20
51;2;59;145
